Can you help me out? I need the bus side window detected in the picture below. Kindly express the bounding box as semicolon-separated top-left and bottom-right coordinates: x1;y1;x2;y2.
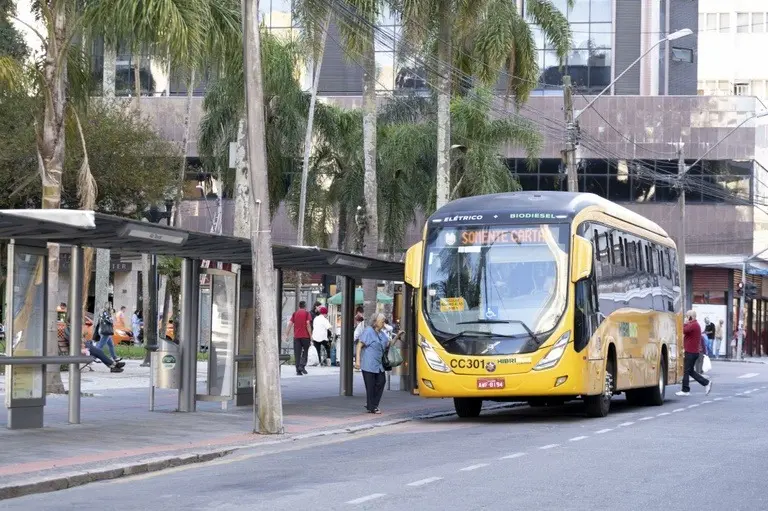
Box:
608;233;615;264
593;229;600;261
617;236;625;266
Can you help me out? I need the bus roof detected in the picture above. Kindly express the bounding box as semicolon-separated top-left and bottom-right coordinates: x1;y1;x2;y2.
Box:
429;191;669;238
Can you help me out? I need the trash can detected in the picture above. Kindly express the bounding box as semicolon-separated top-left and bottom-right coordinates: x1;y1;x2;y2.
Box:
152;338;181;389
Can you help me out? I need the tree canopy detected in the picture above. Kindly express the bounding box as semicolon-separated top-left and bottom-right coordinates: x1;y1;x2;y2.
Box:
0;96;179;212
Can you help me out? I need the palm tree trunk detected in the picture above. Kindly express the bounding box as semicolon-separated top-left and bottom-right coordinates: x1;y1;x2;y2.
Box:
40;1;68;394
297;12;330;246
133;49;141;109
435;3;452;209
361;27;379;320
103;45;116;97
156;69;195;346
94;250;110;315
233;119;250;238
244;4;283;433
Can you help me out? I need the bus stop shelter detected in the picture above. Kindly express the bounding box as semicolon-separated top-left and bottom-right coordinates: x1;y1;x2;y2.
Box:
0;209;414;429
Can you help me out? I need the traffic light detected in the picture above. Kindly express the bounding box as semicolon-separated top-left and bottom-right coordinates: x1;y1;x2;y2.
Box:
737;282;759;299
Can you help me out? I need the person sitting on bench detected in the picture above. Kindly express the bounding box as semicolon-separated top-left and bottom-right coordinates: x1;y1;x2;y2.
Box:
64;323;125;373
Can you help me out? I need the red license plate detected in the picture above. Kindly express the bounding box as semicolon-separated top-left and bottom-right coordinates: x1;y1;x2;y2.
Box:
477;378;505;389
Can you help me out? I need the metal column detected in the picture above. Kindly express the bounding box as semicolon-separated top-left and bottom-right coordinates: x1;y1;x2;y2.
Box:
339;276;355;396
403;284;417;393
276;268;283;348
178;258;196;412
68;245;84;424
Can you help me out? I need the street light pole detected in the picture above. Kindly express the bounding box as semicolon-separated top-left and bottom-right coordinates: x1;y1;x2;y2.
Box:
562;28;692;192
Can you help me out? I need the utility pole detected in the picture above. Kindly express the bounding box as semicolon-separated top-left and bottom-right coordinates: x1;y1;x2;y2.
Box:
676;144;687;312
737;262;747;360
243;0;284;434
562;76;579;192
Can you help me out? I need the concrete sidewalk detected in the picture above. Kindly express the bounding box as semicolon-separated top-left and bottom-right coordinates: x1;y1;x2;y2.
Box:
0;362;473;500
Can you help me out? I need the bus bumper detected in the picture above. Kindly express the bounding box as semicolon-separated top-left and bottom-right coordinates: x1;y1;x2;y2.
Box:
416;359;595;399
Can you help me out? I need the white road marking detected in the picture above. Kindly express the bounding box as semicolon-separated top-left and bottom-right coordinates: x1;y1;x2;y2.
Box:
460;463;489;472
595;428;613;434
736;392;743;396
744;390;753;394
618;421;634;427
500;452;526;460
687;404;699;409
753;388;760;392
657;412;670;416
347;494;386;505
539;444;560;450
738;373;759;379
638;416;655;421
701;400;712;404
713;397;723;401
672;408;685;412
407;477;443;487
569;436;588;442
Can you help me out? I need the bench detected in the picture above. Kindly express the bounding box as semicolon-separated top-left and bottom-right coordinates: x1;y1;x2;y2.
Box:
57;331;94;372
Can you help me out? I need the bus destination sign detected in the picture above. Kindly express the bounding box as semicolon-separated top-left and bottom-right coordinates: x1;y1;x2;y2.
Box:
441;227;546;246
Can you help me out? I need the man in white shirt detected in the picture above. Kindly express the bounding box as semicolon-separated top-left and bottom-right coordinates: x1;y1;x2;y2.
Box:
312;306;333;366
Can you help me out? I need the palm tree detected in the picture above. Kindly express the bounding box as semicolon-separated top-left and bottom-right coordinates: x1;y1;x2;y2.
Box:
198;30;317;215
87;0;241;345
0;2;97;392
399;0;572;208
294;0;383;319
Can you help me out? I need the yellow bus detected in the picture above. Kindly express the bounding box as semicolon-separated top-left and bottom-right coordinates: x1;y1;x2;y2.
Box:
404;191;683;418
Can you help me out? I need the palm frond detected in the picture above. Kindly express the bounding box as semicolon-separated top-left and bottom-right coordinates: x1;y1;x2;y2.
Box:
0;55;26;92
525;0;572;61
70;107;98;210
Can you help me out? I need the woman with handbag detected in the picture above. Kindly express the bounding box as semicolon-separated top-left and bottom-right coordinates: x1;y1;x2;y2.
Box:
355;313;390;414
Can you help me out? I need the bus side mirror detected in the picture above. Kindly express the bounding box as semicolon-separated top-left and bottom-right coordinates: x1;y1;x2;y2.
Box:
571;235;593;283
404;241;424;288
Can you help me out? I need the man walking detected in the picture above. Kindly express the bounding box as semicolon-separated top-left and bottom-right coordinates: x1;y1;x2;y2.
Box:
677;310;712;396
284;301;312;376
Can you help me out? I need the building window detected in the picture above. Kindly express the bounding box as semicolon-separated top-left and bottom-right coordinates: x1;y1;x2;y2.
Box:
706;13;717;31
737;12;750;32
753;12;765;33
734;82;751;95
671;47;694;63
535;0;612;95
720;13;730;33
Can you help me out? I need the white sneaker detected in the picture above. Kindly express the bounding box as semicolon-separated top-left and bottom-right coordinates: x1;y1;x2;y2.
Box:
676;390;690;396
705;381;712;395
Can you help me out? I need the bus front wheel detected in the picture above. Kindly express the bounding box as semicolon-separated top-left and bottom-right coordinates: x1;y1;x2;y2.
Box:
454;398;483;418
585;358;614;418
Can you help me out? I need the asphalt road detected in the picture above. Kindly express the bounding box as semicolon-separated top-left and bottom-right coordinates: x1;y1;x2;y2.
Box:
6;361;768;511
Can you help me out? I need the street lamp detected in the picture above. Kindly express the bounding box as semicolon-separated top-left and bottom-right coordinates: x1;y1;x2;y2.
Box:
573;28;693;122
674;110;768;360
563;28;693;192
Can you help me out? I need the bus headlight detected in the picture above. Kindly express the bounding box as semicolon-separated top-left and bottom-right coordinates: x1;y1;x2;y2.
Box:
533;331;571;371
420;337;451;373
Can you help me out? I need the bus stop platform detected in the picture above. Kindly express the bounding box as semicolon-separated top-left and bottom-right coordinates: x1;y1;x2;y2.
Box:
0;368;476;500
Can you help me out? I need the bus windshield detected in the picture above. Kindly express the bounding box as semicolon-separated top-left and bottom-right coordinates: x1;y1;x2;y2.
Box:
423;223;570;355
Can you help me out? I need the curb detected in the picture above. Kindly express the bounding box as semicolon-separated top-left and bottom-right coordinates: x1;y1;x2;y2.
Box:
0;402;522;501
713;358;767;365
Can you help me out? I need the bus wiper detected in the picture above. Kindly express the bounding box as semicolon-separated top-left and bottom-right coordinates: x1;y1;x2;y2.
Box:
442;330;500;344
456;319;538;344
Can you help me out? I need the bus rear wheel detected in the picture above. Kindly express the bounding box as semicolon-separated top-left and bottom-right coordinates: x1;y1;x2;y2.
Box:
585;358;614;418
645;357;666;406
454;398;483;418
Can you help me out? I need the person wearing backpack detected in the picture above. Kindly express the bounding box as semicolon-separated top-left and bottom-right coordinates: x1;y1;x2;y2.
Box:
355;313;391;414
